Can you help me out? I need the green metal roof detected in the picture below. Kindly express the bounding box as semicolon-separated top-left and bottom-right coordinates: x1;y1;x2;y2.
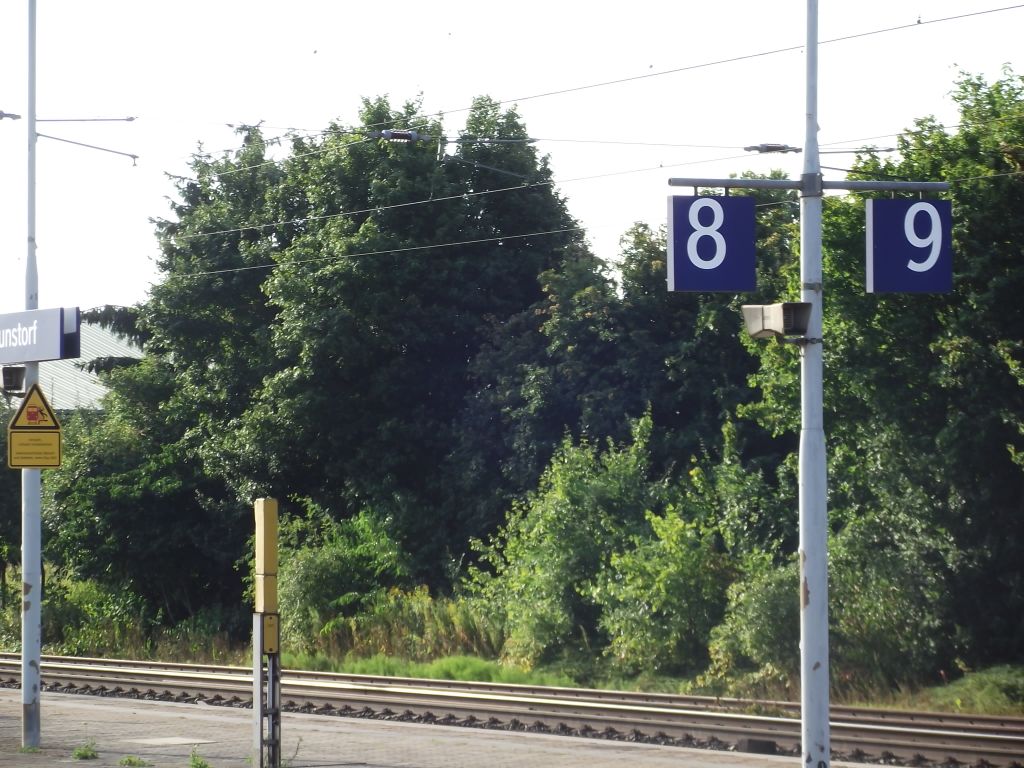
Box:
37;323;142;410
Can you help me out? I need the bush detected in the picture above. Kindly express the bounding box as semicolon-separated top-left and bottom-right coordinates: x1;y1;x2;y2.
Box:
40;574;155;656
144;606;242;663
277;504;408;652
467;417;661;668
26;572;241;662
701;506;958;697
828;509;955;691
910;665;1024;714
595;507;732;674
700;554;799;697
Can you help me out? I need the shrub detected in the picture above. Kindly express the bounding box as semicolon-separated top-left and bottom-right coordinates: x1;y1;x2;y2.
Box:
828;509;955;690
40;574;154;656
277;504;408;652
701;506;958;696
467;417;660;668
595;507;732;674
700;554;799;697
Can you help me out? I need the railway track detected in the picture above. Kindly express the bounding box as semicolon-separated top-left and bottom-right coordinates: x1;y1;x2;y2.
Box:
0;653;1021;766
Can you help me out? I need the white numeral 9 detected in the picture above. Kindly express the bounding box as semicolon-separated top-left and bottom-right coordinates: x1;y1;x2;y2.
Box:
904;202;942;272
687;198;727;270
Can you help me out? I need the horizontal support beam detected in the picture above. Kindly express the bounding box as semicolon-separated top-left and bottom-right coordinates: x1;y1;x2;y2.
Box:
668;177;950;193
822;179;950;192
668;178;801;190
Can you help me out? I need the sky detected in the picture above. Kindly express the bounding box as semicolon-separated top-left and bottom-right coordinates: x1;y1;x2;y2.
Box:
0;1;1021;314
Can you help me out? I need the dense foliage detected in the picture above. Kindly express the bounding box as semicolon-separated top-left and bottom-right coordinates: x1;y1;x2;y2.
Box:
4;71;1021;695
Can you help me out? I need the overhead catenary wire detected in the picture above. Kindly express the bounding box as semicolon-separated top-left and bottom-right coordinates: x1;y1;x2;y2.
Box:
822;112;1024;150
230;4;1021;141
174;110;1024;245
4;6;1019;319
470;5;1024;112
161;164;1022;285
181;133;750;186
172;226;587;280
36;133;139;164
173;4;1024;178
16;5;1017;296
183;109;1022;189
172;151;756;242
180;97;1024;188
175;135;378;183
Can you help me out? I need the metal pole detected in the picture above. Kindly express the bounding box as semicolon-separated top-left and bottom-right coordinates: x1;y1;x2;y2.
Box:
668;11;945;762
799;1;830;766
267;652;281;768
22;0;42;748
252;614;264;767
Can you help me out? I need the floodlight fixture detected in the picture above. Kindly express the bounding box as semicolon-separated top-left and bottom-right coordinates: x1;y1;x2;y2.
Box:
1;365;26;395
741;302;812;340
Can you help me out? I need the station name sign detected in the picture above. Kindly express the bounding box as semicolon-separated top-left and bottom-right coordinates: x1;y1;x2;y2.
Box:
0;307;81;366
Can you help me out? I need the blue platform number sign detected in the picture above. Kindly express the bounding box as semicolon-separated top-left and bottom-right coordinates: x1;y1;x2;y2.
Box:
667;196;756;292
866;199;952;293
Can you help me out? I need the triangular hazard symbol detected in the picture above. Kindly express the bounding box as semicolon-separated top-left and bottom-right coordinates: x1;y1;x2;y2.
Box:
9;383;61;430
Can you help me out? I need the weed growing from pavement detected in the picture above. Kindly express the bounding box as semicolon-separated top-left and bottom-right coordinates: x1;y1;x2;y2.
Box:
72;739;99;759
283;736;303;767
189;745;212;768
118;756;149;767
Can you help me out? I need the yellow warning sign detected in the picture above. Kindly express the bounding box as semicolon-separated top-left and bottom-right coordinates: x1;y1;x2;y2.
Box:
8;431;61;468
9;383;61;430
7;383;62;469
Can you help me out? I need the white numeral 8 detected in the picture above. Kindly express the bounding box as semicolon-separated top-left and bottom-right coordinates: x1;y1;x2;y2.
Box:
687;198;727;270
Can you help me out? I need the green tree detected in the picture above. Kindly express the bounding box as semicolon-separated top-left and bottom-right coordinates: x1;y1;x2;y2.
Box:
704;506;957;693
450;186;797;559
702;554;799;695
216;97;587;577
827;70;1024;664
0;406;20;606
615;184;795;478
448;244;622;543
42;130;285;623
828;508;956;689
592;419;789;678
737;68;1024;672
44;359;247;621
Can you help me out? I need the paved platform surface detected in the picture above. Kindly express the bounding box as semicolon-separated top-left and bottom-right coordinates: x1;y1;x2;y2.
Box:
0;689;860;767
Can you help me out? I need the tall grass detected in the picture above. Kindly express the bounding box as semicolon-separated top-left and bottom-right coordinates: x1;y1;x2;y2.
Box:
861;666;1024;715
282;652;577;687
10;565;1022;717
312;586;505;661
0;568;245;664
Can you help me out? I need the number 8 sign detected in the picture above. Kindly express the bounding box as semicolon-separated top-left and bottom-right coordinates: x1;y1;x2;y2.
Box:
668;196;756;292
866;199;952;293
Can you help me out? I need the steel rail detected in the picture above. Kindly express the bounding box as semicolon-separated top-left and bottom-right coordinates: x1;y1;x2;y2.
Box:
0;654;1020;766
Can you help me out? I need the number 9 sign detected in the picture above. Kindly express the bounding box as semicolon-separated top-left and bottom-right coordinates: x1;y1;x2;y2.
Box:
668;196;756;292
866;199;952;293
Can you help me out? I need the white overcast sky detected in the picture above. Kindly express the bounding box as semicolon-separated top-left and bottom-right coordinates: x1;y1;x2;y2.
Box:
0;1;1021;313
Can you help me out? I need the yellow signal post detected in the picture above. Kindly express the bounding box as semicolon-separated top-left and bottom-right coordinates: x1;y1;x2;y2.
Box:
254;497;278;575
254;497;279;614
252;497;281;768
